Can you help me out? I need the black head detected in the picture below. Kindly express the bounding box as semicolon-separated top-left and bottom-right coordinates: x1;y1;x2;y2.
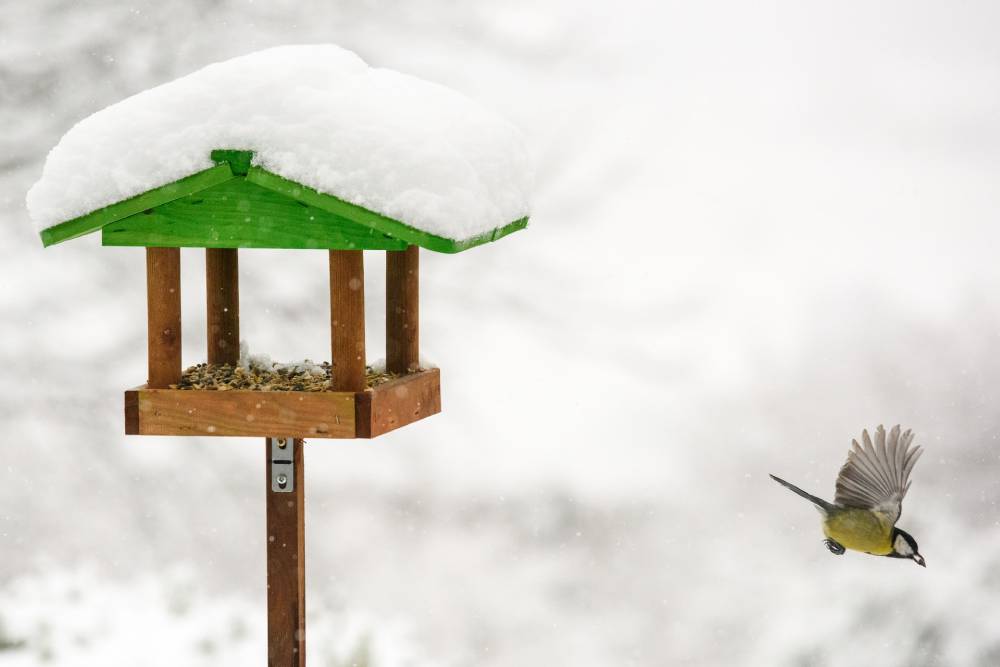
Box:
889;528;925;567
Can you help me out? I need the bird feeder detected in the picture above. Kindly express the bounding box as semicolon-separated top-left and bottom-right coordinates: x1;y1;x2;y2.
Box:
28;45;530;665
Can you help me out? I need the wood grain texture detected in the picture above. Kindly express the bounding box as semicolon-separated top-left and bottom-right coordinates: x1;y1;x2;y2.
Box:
41;164;234;247
386;246;419;374
329;250;366;392
101;178;406;250
247;167;529;254
146;247;182;388
125;387;355;438
267;438;306;667
46;154;529;252
356;368;441;438
210;149;253;176
124;389;139;434
206;248;240;365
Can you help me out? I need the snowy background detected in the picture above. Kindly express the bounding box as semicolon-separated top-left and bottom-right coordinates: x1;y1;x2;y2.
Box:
3;1;1000;665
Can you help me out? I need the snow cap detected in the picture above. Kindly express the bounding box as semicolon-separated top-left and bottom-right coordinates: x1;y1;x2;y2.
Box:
26;44;532;242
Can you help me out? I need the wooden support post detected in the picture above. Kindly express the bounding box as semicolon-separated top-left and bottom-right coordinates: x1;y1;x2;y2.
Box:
146;247;182;388
267;438;306;667
329;250;366;392
206;248;240;366
386;245;419;374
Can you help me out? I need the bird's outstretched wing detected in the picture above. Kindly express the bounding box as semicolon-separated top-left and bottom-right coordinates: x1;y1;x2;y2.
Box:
834;425;922;525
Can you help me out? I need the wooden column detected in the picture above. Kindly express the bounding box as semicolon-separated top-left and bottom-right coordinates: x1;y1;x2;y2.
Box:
386;245;419;374
206;248;240;366
146;247;182;387
329;250;366;392
266;438;306;666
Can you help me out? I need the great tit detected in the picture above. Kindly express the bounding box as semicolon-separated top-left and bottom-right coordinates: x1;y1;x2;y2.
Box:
770;424;925;567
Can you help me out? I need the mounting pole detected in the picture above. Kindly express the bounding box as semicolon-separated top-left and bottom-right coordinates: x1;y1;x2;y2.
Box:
266;437;305;666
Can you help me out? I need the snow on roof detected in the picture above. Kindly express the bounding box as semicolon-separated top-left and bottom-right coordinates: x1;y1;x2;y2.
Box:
26;45;532;242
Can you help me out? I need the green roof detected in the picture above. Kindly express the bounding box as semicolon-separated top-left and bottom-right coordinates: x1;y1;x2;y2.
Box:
40;150;528;253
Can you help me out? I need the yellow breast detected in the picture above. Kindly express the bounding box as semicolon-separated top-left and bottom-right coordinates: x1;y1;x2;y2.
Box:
823;508;894;555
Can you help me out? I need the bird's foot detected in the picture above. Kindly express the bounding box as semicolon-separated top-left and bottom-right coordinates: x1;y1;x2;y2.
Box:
824;539;845;555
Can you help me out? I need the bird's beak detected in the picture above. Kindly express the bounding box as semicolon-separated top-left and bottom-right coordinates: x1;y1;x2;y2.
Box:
913;553;926;568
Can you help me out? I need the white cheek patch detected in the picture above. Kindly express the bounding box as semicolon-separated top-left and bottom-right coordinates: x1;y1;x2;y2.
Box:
894;535;914;555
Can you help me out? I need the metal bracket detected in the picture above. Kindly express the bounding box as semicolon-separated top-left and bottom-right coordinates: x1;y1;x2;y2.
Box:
269;437;295;493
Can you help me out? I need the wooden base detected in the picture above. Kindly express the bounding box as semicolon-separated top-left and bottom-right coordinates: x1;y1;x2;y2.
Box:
125;386;356;438
125;369;441;439
356;367;441;438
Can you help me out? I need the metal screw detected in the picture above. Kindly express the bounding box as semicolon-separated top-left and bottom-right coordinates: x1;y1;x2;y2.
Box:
276;474;288;488
277;438;287;449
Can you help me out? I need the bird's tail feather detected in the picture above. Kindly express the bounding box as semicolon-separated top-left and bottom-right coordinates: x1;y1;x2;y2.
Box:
769;474;834;513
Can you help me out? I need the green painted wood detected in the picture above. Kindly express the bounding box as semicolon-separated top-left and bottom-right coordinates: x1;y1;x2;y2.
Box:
211;149;254;176
245;167;528;254
101;177;409;250
40;164;235;247
41;149;529;252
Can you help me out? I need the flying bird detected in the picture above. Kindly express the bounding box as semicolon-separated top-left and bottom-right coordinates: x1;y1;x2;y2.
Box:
770;424;925;567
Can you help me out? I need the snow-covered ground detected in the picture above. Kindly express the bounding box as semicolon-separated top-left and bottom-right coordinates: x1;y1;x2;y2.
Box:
3;1;1000;665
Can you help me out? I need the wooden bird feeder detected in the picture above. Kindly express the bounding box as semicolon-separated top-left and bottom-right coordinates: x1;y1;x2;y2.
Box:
38;147;527;664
